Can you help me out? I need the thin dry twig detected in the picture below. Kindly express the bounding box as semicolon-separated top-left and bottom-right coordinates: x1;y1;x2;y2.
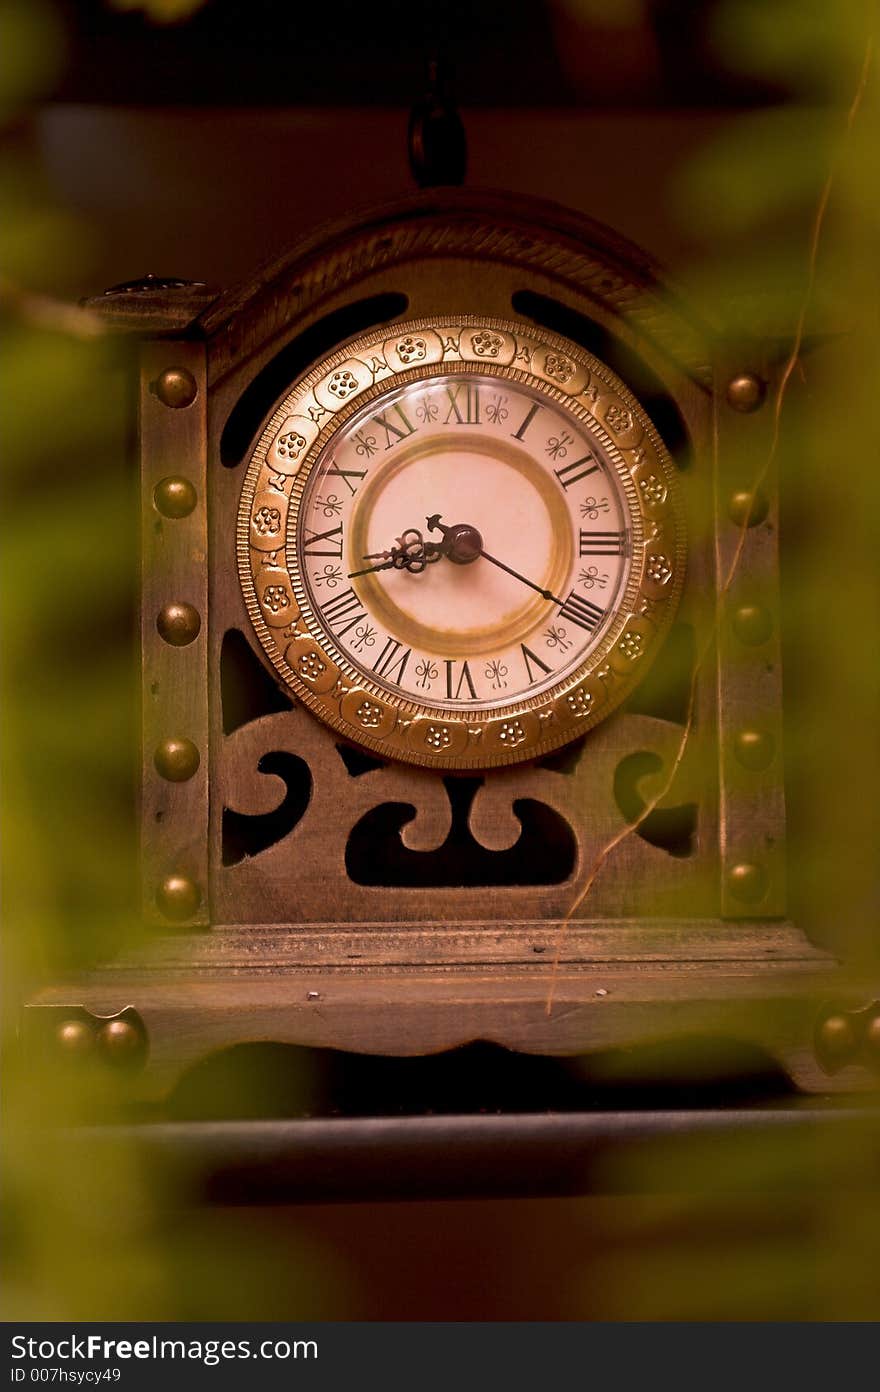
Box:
545;32;876;1014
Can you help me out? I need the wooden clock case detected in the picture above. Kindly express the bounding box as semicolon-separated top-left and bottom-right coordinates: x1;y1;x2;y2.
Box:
27;189;878;1100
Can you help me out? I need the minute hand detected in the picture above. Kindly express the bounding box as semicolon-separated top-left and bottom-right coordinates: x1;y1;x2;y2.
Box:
478;548;563;606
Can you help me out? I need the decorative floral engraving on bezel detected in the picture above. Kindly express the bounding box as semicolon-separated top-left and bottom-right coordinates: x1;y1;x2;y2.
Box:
237;316;685;770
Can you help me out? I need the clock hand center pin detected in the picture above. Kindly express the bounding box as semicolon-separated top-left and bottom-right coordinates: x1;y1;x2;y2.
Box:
427;514;562;603
350;515;561;606
425;514;482;565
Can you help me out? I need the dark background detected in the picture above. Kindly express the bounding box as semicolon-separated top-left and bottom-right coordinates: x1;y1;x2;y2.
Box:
34;0;819;299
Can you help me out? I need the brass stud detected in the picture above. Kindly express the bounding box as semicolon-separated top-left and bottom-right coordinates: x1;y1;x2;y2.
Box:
734;729;775;771
726;373;766;413
56;1018;95;1056
154;737;200;782
863;1014;880;1065
157;872;201;921
97;1018;145;1064
732;604;773;646
727;861;768;904
816;1014;858;1065
154;476;197;518
728;489;769;528
157;602;201;646
155;367;197;409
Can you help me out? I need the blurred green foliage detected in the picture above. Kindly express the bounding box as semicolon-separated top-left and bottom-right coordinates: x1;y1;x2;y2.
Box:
713;0;871;96
1;0;878;1323
1;0;138;1322
0;0;63;122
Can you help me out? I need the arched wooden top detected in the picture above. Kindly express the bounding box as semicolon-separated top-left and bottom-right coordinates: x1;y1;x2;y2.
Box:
195;189;716;391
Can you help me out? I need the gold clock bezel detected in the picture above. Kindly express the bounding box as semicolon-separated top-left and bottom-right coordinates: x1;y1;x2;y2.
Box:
237;315;685;770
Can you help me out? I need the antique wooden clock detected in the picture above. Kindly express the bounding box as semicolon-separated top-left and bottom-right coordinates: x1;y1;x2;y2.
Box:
29;186;879;1097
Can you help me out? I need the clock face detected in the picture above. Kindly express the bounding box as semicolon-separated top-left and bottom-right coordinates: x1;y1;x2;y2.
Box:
238;317;684;769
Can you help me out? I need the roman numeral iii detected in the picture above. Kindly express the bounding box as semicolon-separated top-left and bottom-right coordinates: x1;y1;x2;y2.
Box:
579;530;624;557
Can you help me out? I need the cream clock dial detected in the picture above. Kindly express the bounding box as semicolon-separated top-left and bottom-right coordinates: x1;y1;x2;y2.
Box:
238;317;684;769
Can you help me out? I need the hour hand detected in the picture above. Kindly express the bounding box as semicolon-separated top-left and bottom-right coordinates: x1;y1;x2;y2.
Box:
348;527;443;578
348;555;396;578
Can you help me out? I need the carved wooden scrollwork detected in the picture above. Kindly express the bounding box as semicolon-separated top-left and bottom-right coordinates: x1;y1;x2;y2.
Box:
213;623;709;925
